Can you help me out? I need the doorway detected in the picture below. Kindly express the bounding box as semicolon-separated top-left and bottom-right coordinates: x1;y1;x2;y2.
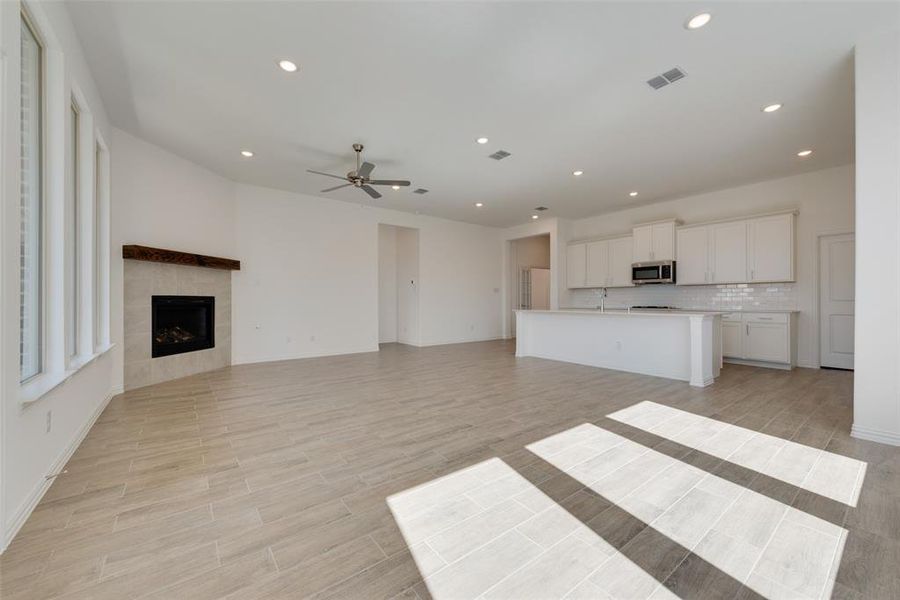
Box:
819;233;855;369
378;224;420;346
507;234;551;337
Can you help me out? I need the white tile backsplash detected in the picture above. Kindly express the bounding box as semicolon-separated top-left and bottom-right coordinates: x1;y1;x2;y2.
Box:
568;283;797;312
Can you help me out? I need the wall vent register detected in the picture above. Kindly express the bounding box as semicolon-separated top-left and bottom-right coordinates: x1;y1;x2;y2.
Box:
151;296;215;358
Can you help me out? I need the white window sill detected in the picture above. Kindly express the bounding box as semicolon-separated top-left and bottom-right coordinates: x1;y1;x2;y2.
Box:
20;343;116;406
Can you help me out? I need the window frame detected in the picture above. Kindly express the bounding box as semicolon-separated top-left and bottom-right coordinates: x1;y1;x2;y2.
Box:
19;8;46;384
65;96;80;365
16;1;113;404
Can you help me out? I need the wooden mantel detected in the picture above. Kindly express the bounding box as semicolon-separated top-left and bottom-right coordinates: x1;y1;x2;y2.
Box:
122;245;241;270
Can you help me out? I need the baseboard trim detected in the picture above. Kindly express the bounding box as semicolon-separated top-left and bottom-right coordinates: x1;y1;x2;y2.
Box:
1;386;118;554
851;423;900;447
414;335;505;348
723;358;793;371
232;345;379;366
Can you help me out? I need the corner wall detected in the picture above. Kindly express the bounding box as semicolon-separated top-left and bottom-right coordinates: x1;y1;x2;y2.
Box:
852;30;900;446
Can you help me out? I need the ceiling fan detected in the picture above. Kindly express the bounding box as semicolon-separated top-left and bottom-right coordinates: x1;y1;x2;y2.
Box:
307;143;410;199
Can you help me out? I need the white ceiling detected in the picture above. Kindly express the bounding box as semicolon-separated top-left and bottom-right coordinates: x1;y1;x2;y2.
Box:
67;1;898;228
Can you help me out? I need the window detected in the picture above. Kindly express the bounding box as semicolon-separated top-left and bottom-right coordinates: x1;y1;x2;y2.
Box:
66;100;80;361
20;14;43;381
93;142;101;349
93;140;108;350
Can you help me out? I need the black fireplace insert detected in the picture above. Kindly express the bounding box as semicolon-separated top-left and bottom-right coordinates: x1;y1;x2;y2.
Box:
151;295;215;358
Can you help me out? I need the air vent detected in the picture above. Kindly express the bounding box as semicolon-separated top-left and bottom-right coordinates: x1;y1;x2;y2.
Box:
413;188;429;194
489;150;511;160
646;66;687;90
647;75;668;90
534;206;548;211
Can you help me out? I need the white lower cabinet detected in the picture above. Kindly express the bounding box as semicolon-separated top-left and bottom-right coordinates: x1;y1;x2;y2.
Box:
721;312;797;368
722;319;743;358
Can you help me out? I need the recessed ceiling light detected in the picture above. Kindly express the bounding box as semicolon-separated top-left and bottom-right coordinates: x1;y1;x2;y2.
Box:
797;149;813;157
685;12;712;30
392;185;400;190
475;202;484;207
629;191;639;197
762;103;783;113
531;215;539;220
573;170;584;176
476;137;489;145
240;150;254;157
278;59;298;73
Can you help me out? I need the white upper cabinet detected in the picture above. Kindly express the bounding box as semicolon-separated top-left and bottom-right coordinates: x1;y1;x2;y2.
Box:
675;211;795;286
608;236;635;287
632;221;676;262
749;213;795;282
585;241;610;287
632;225;653;263
710;221;748;283
651;222;675;261
566;243;587;288
675;226;709;285
567;236;634;289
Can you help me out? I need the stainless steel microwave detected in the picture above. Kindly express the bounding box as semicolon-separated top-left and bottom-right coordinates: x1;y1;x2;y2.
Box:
632;261;676;284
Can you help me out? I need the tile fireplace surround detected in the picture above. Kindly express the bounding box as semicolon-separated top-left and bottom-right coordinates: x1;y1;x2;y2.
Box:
124;259;231;390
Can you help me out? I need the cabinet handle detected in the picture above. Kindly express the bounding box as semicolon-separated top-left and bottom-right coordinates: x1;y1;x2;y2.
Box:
746;324;750;336
751;269;755;280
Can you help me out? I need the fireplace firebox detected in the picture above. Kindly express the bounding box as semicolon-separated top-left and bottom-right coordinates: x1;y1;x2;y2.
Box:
151;296;215;358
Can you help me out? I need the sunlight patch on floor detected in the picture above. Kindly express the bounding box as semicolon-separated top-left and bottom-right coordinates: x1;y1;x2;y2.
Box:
528;423;848;600
387;458;677;600
606;401;867;506
387;410;856;599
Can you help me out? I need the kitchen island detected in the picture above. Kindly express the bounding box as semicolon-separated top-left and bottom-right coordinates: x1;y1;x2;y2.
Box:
515;309;722;387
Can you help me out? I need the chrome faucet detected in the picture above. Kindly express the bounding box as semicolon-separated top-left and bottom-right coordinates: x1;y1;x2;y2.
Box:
597;287;608;312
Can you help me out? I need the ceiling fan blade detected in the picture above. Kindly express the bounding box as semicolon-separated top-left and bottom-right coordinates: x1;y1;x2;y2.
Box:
357;162;376;178
361;185;382;199
307;169;347;181
367;180;411;187
321;183;352;193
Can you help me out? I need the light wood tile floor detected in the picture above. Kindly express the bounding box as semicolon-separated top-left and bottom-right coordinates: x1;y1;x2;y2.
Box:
2;341;899;599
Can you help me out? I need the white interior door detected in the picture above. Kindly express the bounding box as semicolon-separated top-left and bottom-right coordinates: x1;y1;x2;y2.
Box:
819;234;855;369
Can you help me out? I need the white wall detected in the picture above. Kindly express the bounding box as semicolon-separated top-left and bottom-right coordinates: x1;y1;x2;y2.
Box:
378;225;398;343
396;227;420;345
852;31;900;447
231;185;502;364
0;0;114;550
560;166;853;368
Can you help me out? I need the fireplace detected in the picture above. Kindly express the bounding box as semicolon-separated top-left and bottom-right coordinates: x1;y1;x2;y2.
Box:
152;295;215;358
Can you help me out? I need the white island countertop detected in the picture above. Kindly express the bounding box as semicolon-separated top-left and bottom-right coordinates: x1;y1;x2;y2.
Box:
515;309;722;387
540;308;724;317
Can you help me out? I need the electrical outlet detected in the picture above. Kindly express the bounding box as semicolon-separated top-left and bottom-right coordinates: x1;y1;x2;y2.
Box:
46;410;52;433
310;335;316;342
616;341;622;351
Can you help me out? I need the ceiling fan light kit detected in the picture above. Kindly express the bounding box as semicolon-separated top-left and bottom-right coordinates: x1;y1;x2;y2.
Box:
307;143;411;200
